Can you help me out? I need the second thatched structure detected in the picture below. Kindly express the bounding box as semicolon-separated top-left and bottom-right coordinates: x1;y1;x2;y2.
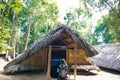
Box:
92;43;120;72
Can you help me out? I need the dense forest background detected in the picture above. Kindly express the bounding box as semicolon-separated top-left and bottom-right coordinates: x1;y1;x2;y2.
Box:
0;0;120;54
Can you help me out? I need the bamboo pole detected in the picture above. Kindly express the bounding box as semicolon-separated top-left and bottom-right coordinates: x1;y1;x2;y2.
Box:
74;47;77;80
47;46;52;80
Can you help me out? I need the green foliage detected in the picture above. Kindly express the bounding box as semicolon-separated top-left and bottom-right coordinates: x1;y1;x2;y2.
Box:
63;0;120;45
1;0;120;54
85;0;120;10
0;0;25;53
90;22;111;45
90;4;120;44
0;0;58;54
20;0;58;50
1;0;58;53
79;0;120;44
7;0;25;13
103;6;120;43
0;25;11;53
63;3;92;39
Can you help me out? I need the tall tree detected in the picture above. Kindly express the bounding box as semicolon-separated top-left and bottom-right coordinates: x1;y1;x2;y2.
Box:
0;0;24;54
5;0;58;53
20;0;58;52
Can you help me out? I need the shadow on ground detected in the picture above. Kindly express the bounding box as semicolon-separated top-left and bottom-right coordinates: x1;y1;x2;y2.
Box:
100;67;120;75
68;69;97;76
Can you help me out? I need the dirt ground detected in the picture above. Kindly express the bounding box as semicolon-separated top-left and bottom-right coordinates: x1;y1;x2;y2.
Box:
0;57;120;80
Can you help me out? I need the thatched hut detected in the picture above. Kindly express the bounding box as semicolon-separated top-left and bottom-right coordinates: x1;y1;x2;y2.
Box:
4;25;99;75
92;43;120;72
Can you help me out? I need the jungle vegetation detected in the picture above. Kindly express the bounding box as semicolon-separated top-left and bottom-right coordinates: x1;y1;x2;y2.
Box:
0;0;120;54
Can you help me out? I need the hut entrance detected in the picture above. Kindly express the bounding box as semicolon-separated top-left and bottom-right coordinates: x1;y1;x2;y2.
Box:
50;47;66;78
51;49;66;59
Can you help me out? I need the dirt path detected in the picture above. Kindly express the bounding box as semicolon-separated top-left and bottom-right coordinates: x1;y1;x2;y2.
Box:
0;69;120;80
0;57;120;80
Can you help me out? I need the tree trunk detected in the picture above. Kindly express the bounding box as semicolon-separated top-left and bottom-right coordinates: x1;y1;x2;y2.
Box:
13;38;16;59
23;17;31;51
0;0;3;26
0;9;2;26
7;11;16;59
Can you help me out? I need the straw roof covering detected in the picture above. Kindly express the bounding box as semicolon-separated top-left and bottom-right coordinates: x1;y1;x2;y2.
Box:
4;25;98;73
92;43;120;72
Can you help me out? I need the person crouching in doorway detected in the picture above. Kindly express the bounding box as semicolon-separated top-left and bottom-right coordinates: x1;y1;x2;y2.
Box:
57;59;67;80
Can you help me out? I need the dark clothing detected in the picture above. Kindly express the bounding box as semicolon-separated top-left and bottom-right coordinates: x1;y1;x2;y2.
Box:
57;65;67;80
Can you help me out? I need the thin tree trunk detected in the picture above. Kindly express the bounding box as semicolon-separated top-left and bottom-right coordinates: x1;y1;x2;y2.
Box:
8;11;16;44
46;19;48;33
0;9;2;26
0;19;2;26
0;0;4;26
23;17;31;51
12;12;16;59
46;15;48;33
17;23;21;53
13;38;16;59
5;10;16;59
46;24;48;33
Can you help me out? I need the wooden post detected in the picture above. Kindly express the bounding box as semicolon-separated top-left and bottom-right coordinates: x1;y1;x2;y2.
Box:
44;48;47;72
66;49;69;72
47;46;52;80
74;47;77;80
67;49;70;80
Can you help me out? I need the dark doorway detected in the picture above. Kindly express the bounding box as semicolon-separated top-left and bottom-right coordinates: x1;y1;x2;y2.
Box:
50;49;66;78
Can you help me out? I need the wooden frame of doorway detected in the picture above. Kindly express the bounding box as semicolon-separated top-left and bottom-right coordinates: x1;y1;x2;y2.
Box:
47;45;77;80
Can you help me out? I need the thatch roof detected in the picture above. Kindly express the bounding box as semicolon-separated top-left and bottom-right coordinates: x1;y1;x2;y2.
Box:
4;25;98;73
92;43;120;72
